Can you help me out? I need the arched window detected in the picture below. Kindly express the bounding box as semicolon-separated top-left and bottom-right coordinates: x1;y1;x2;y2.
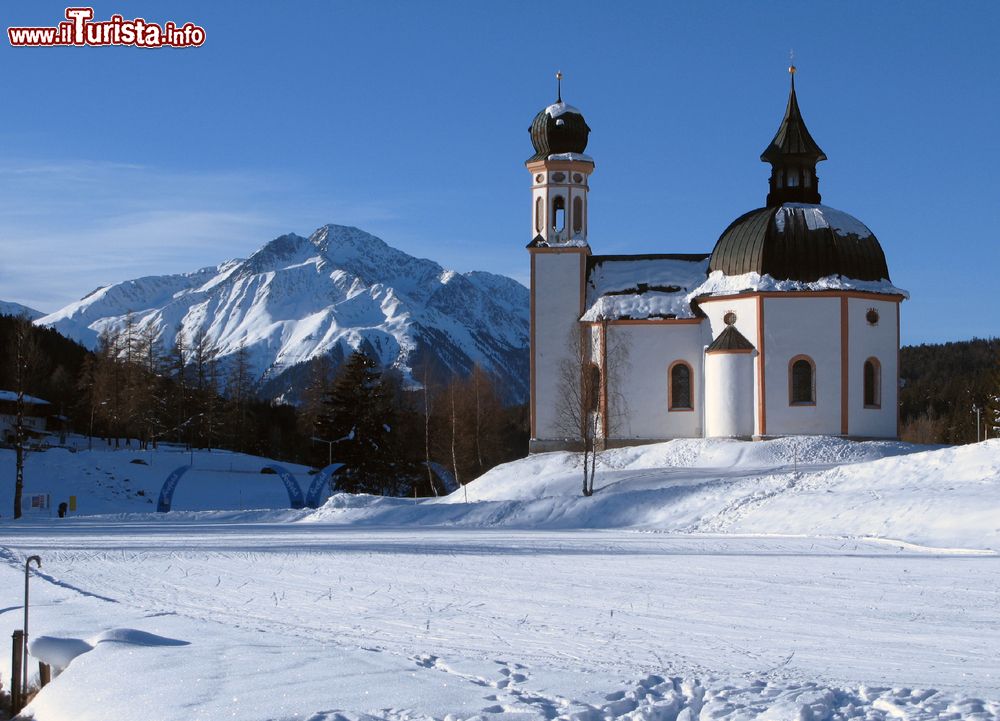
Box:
552;196;566;235
535;196;543;233
668;361;693;411
572;196;583;234
789;356;815;405
864;357;881;409
585;363;601;413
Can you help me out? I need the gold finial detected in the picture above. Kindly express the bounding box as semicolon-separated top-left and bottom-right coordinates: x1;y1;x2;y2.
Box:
556;70;563;102
788;49;796;77
788;64;797;75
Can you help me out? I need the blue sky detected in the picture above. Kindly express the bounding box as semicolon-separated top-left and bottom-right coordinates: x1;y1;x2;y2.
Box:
0;1;997;345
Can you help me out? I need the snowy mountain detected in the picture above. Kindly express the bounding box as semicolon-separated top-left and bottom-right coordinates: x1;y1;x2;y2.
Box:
0;300;43;319
38;225;529;401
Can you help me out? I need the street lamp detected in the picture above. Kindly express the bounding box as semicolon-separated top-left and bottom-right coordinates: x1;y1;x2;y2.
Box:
88;399;108;451
311;437;335;467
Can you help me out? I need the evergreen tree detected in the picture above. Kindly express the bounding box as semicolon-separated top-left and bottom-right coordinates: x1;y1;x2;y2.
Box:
319;350;394;493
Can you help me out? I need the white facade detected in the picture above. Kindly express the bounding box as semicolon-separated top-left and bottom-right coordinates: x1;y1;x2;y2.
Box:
525;96;903;451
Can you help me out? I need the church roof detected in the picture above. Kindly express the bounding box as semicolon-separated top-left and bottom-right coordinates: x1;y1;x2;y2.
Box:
527;75;591;163
709;70;893;286
709;203;890;283
706;325;755;352
581;254;709;321
760;73;827;165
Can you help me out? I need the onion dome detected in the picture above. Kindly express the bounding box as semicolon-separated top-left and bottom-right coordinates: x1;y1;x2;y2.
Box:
527;72;591;162
708;68;891;283
710;204;889;282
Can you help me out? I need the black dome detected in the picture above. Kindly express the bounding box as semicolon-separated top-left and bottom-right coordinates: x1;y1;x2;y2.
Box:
527;101;590;162
709;203;890;282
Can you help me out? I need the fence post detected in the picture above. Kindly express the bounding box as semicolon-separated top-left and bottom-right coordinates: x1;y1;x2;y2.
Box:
39;661;51;688
11;629;24;713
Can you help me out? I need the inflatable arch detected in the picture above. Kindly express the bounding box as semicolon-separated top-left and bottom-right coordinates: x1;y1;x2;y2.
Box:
156;463;305;512
305;463;346;508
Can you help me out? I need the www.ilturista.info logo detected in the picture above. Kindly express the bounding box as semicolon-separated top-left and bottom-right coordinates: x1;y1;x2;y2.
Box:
8;7;206;48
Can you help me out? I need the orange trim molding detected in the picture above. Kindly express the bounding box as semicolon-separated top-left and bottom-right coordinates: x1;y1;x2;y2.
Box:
788;354;817;407
756;296;767;435
529;252;536;438
863;356;882;409
527;245;590;255
840;296;849;435
600;320;609;438
667;360;695;412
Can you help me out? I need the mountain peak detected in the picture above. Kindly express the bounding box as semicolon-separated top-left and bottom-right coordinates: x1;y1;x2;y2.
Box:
38;224;530;404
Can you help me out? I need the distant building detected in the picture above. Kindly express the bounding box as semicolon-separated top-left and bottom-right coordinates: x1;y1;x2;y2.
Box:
527;69;905;451
0;390;50;443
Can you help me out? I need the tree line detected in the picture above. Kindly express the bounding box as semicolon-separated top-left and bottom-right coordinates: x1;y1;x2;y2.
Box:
2;313;528;515
899;337;1000;444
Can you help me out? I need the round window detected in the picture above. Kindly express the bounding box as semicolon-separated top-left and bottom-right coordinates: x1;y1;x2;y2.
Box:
551;172;566;182
535;174;543;183
573;173;583;183
866;308;880;326
723;311;737;326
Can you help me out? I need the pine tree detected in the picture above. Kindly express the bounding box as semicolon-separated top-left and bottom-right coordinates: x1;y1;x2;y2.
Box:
319;350;394;493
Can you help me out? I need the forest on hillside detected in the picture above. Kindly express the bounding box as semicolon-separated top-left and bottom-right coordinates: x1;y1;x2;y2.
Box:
899;337;999;444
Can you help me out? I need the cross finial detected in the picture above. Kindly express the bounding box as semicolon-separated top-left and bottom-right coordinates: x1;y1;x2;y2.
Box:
788;50;797;89
556;70;563;102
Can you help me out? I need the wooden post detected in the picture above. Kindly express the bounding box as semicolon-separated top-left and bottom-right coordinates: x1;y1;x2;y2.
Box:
39;661;51;688
11;629;24;713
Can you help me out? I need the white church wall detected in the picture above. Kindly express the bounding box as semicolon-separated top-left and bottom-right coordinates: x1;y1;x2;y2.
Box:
763;296;841;435
531;250;587;443
605;322;703;440
705;351;755;437
847;297;899;438
698;296;762;434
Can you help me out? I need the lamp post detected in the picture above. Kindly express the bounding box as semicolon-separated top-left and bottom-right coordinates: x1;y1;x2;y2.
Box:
311;437;335;467
22;556;41;699
88;399;108;451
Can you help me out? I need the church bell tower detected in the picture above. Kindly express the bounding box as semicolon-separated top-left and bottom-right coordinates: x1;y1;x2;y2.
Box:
526;73;595;450
525;72;594;247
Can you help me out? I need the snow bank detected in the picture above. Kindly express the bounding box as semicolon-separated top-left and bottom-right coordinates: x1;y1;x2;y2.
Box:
29;629;188;672
305;437;1000;550
691;269;909;299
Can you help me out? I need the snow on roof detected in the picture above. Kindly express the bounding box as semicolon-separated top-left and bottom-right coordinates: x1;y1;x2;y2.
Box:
579;254;907;322
582;256;710;321
547;152;593;162
775;204;874;239
691;270;909;299
544;101;581;119
0;390;50;405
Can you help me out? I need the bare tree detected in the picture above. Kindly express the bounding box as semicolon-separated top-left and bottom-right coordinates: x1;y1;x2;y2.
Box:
10;315;40;518
555;322;629;497
420;362;438;496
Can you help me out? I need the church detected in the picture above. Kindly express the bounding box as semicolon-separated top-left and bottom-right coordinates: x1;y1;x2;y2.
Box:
527;69;907;452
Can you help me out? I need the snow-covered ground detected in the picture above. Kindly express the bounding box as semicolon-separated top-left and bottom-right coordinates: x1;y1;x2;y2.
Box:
0;440;313;518
1;436;999;720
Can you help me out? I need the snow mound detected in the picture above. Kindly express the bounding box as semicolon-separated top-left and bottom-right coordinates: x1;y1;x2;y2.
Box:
304;437;1000;550
29;629;188;671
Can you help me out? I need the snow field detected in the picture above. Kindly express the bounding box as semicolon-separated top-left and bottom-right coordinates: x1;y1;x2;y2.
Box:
1;526;998;721
2;436;999;719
